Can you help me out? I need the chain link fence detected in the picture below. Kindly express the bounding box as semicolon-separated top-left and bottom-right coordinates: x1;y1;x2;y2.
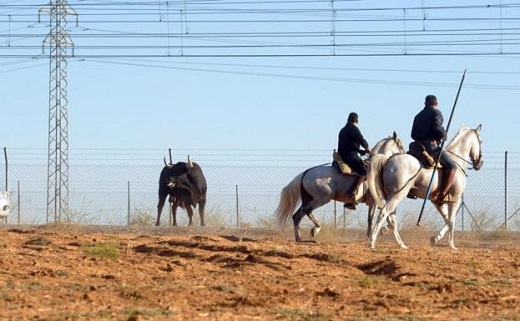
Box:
2;150;520;232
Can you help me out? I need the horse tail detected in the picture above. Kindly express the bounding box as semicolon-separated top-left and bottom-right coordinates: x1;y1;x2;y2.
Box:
275;171;306;228
367;154;389;209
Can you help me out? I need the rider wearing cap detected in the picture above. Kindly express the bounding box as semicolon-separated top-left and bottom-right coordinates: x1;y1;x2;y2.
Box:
338;112;371;208
411;94;457;205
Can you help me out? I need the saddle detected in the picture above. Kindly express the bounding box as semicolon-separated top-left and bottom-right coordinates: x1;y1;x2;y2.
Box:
332;150;355;175
407;141;441;169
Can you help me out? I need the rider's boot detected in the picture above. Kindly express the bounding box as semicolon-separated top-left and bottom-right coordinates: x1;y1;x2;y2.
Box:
344;175;365;210
433;168;456;206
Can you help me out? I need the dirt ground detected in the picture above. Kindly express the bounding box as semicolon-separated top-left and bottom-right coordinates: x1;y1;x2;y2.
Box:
0;224;519;321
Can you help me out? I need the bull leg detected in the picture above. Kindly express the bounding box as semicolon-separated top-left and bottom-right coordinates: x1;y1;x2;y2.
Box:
186;205;194;226
156;193;167;226
171;205;178;226
198;201;206;227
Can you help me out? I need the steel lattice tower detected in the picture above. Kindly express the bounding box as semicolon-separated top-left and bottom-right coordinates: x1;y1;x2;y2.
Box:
40;1;77;222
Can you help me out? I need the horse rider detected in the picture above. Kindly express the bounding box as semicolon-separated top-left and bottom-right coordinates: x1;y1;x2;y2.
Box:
411;94;457;206
337;112;371;209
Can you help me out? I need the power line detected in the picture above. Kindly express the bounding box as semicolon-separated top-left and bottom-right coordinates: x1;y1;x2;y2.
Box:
0;1;519;60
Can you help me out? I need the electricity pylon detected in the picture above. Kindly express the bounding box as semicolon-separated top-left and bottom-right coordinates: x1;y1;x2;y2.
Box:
39;1;78;222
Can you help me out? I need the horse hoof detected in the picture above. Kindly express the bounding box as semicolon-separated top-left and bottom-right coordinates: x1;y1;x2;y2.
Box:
430;236;437;247
311;227;321;237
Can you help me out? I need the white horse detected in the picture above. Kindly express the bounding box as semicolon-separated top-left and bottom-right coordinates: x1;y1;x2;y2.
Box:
367;124;483;250
275;132;406;242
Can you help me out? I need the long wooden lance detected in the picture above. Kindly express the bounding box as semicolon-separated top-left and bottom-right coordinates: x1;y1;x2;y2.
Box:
417;69;467;226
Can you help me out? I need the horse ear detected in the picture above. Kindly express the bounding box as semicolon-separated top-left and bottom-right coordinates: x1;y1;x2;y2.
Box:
392;131;397;140
475;124;482;132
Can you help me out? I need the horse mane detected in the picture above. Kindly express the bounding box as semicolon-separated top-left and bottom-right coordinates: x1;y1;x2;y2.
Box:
447;125;470;147
372;132;404;155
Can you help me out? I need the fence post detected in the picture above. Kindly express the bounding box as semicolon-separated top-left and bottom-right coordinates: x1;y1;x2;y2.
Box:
17;181;20;225
235;184;239;227
127;181;131;226
504;151;508;231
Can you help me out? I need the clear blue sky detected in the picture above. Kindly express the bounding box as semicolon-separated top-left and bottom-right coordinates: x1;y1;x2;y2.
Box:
0;0;518;167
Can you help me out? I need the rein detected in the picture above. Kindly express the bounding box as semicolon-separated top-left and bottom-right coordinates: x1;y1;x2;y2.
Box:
445;150;471;176
445;129;483;174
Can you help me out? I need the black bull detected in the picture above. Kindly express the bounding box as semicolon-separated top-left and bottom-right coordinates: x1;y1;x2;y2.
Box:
156;158;207;226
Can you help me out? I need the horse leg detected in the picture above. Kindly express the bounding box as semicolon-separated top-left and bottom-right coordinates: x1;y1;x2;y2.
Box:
370;198;407;249
446;203;459;250
292;206;307;242
380;214;395;236
307;212;322;237
370;206;390;249
387;211;407;249
367;201;395;238
367;204;376;240
430;204;449;247
430;201;460;250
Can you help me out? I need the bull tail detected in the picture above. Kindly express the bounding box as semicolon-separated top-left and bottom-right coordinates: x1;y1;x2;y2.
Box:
275;172;304;228
367;154;389;209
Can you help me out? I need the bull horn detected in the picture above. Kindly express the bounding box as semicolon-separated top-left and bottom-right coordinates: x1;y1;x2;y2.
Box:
164;157;173;167
187;155;193;168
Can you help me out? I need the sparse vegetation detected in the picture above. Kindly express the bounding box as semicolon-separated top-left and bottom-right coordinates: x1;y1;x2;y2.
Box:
204;205;232;227
357;276;388;288
0;291;13;302
130;209;154;226
469;209;498;231
81;242;120;260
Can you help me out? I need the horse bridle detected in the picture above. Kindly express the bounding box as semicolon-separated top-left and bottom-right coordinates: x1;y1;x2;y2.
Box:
445;129;483;172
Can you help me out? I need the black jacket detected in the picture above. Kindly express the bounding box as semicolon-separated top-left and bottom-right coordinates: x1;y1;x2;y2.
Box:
411;106;447;143
338;122;369;160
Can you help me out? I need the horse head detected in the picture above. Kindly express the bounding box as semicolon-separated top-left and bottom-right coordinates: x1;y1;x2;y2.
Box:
371;132;406;157
447;124;484;171
392;131;406;154
471;124;484;170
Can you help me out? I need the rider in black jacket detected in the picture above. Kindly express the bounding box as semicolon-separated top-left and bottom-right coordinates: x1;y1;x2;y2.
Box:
411;95;456;205
338;112;371;208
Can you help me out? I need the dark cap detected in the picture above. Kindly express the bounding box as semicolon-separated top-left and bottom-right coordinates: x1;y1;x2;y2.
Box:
425;95;437;106
348;112;358;123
